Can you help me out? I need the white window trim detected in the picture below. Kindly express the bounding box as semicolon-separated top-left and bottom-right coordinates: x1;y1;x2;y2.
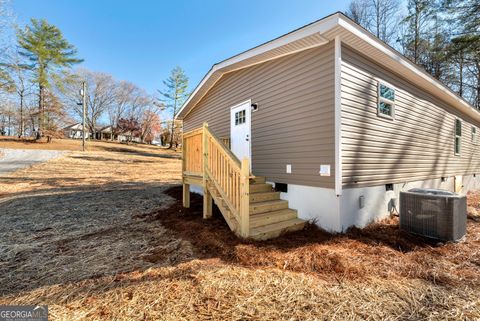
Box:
455;118;462;156
472;126;478;145
377;82;395;120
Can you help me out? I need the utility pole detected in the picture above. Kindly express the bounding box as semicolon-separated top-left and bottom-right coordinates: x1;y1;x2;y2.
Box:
81;81;87;151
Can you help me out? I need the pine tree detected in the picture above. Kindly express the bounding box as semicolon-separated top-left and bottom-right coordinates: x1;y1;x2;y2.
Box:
158;66;189;149
443;0;480;35
402;0;436;65
17;18;82;130
443;0;480;107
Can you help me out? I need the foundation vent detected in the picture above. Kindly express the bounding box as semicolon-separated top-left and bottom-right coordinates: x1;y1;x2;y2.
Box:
399;188;466;242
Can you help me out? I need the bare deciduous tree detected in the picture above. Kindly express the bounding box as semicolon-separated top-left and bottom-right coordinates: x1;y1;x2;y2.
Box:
63;69;116;138
108;80;135;131
346;0;401;44
3;50;33;137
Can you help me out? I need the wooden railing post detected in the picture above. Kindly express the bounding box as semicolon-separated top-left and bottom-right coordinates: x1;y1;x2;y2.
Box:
182;134;190;208
202;123;212;218
239;158;250;238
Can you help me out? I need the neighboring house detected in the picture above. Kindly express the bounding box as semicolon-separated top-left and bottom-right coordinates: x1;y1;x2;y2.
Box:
64;123;120;141
118;131;141;143
99;125;117;141
177;12;480;238
63;123;85;139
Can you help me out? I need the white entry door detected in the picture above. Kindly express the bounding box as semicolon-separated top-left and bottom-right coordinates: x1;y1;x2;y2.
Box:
230;100;251;165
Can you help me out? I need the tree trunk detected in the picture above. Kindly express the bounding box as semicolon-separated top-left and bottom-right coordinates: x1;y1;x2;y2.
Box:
168;120;175;149
38;84;44;130
477;61;480;110
19;93;24;138
459;55;463;97
414;3;420;64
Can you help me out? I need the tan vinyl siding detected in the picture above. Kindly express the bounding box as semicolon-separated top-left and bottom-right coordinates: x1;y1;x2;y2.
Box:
341;44;480;188
183;42;335;188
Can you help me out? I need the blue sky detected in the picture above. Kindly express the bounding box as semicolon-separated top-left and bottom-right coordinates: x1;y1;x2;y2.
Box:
12;0;350;95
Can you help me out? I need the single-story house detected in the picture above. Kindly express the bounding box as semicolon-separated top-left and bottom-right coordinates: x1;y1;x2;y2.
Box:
177;12;480;239
64;123;124;141
63;123;86;139
98;125;118;141
118;131;141;143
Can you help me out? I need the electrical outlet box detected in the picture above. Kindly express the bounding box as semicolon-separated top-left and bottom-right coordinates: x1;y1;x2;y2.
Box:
286;164;292;174
359;195;365;209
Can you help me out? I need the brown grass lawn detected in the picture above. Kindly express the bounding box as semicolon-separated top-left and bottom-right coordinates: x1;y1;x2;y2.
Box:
0;136;172;152
0;139;479;320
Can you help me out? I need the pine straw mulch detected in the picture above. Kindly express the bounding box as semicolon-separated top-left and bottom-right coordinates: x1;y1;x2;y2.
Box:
1;185;479;320
142;187;480;288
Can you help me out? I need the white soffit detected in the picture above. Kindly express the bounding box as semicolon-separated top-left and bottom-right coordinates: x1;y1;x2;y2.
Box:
334;18;480;123
177;14;337;119
178;13;480;123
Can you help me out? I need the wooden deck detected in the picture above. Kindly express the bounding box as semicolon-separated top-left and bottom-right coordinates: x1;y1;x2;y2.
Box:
182;123;305;240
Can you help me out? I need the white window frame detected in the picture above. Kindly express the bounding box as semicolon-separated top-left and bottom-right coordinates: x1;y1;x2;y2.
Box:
455;118;462;156
472;126;478;145
377;81;396;120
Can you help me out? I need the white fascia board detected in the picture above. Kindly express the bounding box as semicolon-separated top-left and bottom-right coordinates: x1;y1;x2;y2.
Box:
337;16;480;122
177;13;341;119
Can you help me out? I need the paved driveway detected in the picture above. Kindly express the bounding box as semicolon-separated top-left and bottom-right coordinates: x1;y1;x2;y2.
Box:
0;149;64;176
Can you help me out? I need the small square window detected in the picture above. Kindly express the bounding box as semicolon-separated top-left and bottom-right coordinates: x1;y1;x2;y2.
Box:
235;110;246;125
380;84;395;101
379;101;393;116
378;83;395;118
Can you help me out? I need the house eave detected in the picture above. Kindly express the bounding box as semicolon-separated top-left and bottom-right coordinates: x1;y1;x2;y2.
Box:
176;13;338;120
177;12;480;124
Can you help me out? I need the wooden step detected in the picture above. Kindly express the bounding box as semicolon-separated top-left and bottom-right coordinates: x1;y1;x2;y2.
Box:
249;218;306;240
249;191;281;203
249;183;273;193
249;209;298;228
249;199;288;214
250;176;266;184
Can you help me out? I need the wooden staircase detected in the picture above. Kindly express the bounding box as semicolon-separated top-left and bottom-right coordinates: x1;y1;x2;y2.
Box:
182;123;305;240
206;176;305;240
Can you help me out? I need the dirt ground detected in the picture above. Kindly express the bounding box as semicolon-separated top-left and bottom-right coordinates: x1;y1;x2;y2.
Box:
0;140;479;320
0;140;184;293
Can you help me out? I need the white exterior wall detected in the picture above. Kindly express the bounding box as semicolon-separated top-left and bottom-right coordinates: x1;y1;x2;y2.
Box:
271;174;479;233
188;175;479;233
190;185;203;195
338;175;480;231
271;182;341;232
463;174;480;192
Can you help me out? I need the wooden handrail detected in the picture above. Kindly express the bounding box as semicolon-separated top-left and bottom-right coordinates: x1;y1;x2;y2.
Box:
204;125;241;167
183;123;250;237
